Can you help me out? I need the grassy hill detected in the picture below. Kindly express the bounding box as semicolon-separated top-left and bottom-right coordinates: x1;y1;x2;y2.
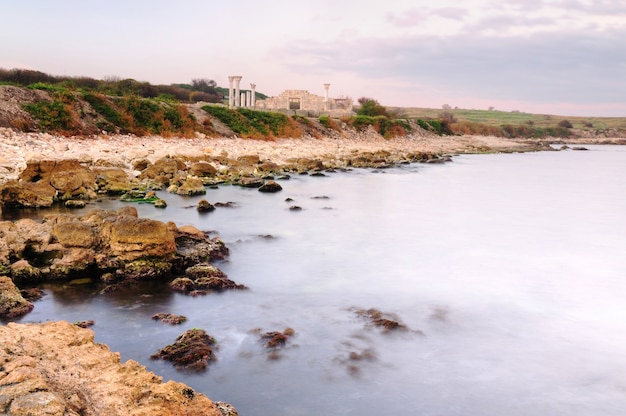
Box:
391;107;626;130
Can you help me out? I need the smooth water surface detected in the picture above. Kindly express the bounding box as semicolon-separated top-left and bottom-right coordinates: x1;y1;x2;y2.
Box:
9;145;626;415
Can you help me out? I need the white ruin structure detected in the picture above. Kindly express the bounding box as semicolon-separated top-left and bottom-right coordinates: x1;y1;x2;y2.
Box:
228;75;243;108
255;84;353;115
226;78;352;115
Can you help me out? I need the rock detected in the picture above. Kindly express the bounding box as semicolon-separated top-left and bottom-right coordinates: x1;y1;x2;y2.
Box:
169;277;195;292
260;328;295;349
354;308;410;333
236;154;260;166
64;199;87;208
0;321;227;415
94;168;132;194
289;205;302;211
238;177;264;188
0;180;56;207
215;401;239;416
151;328;218;371
138;157;184;180
1;207;229;284
152;313;187;325
189;162;217;177
572;146;589;151
176;177;206;196
197;199;215;212
154;198;167;208
185;263;228;280
258;180;282;193
0;276;33;318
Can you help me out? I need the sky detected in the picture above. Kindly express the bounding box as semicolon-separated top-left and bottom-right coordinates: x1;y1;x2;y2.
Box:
1;0;625;117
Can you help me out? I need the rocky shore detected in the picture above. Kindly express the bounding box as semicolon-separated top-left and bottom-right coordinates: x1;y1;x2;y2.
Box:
0;127;623;415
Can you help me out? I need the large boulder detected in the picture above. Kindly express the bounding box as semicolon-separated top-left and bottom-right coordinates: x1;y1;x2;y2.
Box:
0;321;227;415
94;168;132;194
0;160;98;207
189;162;217;177
0;208;231;289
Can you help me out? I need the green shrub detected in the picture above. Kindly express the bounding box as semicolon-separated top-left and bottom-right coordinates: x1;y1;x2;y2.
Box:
23;98;74;131
202;105;257;136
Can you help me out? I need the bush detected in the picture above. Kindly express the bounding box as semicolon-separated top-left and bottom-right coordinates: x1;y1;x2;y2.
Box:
356;97;390;118
558;119;573;129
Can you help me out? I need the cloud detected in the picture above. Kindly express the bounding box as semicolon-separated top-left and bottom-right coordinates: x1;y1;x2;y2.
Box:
276;26;626;106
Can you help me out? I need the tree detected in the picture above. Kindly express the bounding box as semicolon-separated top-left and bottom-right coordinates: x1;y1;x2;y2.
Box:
356;97;389;117
191;78;217;94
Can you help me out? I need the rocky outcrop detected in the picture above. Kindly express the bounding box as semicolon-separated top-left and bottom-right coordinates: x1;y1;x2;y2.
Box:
0;207;230;286
0;321;228;415
151;328;219;371
0;160;134;208
0;276;33;318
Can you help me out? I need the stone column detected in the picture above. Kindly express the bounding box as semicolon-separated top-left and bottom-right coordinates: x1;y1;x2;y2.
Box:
241;92;246;108
250;83;256;108
246;91;252;108
233;76;242;108
228;76;235;108
323;83;331;111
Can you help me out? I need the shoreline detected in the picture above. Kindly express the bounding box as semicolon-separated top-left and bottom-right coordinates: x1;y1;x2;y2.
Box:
0;128;563;185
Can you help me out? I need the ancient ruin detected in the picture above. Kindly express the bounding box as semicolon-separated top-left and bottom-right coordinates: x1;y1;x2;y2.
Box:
227;76;353;115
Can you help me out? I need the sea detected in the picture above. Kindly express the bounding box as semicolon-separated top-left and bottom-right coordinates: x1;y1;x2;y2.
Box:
5;144;626;415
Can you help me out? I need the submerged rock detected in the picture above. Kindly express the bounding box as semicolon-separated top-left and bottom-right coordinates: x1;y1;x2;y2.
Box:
260;328;295;349
353;308;412;333
197;198;216;212
152;313;187;325
258;180;282;193
151;328;218;371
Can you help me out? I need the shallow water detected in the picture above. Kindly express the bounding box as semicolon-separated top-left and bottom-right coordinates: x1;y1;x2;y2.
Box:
8;145;626;415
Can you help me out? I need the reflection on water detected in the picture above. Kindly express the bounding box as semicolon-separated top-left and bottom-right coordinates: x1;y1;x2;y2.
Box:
6;146;626;415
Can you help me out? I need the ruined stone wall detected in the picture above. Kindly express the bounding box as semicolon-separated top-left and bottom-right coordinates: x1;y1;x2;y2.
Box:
256;90;353;114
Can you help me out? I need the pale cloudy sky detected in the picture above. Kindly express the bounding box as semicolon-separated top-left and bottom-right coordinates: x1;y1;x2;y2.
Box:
1;0;625;116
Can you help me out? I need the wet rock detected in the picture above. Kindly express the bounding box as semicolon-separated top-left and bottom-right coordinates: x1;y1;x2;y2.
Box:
152;313;187;325
238;177;264;188
0;180;56;207
94;168;132;194
214;201;237;208
197;199;215;212
353;308;409;333
0;276;33;318
260;328;295;349
154;198;167;208
572;146;589;151
169;263;246;294
64;199;87;208
151;328;218;371
169;277;195;292
176;177;206;196
74;320;95;328
20;287;44;302
289;205;302;211
258;180;282;193
0;159;100;208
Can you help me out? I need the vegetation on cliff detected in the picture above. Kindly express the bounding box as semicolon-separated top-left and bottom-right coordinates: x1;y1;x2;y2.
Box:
2;68;625;140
